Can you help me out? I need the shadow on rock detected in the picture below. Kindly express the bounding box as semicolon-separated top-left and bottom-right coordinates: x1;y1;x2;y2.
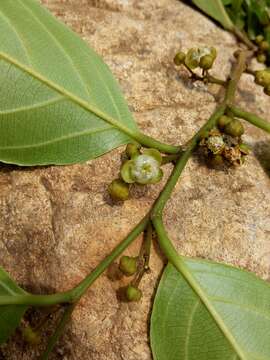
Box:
253;140;270;178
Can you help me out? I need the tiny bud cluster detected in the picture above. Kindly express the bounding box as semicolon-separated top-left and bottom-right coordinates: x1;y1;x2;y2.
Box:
199;116;249;167
255;35;270;64
254;69;270;96
174;46;217;72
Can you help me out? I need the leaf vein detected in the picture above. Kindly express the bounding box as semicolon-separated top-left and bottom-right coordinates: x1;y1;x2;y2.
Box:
17;0;92;101
0;126;113;150
0;96;64;115
0;10;32;66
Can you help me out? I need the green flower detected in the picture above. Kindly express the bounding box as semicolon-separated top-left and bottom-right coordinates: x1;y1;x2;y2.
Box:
185;47;216;69
121;149;163;185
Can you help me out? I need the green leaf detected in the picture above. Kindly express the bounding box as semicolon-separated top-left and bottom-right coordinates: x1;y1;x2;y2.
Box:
0;0;137;165
0;267;28;344
151;258;270;360
191;0;234;30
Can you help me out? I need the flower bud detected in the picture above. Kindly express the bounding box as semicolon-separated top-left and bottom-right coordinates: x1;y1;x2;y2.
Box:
108;179;129;201
22;326;41;345
259;40;269;51
199;54;214;70
119;256;138;276
224;119;244;137
255;35;264;44
257;53;266;63
209;47;217;60
185;48;200;69
125;285;142;302
174;52;186;66
255;70;270;87
126;143;141;159
217;115;232;131
185;47;216;70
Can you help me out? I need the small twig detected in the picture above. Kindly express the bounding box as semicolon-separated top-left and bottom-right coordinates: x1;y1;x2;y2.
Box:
183;63;226;86
40;304;76;360
132;223;153;287
232;27;257;51
161;154;181;165
228;105;270;134
224;50;248;104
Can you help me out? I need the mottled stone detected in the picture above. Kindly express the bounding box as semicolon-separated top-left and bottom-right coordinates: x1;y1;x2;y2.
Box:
0;0;269;359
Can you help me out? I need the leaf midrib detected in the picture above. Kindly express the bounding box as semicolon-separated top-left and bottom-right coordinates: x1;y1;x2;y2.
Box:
15;0;92;101
178;259;248;360
17;0;123;122
0;52;138;142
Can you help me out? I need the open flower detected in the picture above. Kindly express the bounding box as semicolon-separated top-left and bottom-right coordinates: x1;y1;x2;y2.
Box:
185;47;216;69
121;149;163;185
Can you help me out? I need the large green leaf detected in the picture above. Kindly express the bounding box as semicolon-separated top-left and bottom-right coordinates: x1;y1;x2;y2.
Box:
191;0;234;30
151;258;270;360
0;267;28;344
0;0;137;165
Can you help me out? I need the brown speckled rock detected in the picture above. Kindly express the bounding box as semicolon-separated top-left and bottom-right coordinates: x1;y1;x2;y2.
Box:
1;0;270;359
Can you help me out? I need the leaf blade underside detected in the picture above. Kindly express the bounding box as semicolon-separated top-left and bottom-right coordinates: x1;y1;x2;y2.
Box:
151;258;270;360
0;0;137;165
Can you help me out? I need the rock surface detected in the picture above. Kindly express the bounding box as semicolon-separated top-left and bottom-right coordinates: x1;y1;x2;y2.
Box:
1;0;270;359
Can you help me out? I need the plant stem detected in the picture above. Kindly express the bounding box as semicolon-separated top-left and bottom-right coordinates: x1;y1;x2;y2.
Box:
132;222;153;287
161;154;181;165
232;27;257;51
150;53;250;360
151;104;226;220
134;131;181;154
0;292;73;307
206;74;227;86
183;64;226;86
224;50;247;104
150;105;246;360
40;304;76;360
228;105;270;134
71;215;149;299
0;216;149;306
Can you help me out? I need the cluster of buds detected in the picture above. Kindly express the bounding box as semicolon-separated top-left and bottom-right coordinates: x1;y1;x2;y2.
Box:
118;255;142;302
174;46;217;71
254;69;270;96
255;35;270;64
108;143;163;201
200;115;249;167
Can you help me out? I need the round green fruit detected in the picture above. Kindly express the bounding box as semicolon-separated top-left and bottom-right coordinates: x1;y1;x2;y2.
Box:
174;52;186;66
125;285;142;302
108;179;129;201
217;115;232;131
199;54;214;70
126;143;141;159
119;256;138;276
224;119;244;137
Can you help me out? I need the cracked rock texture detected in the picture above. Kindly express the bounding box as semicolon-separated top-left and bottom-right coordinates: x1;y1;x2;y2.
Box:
1;0;270;359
